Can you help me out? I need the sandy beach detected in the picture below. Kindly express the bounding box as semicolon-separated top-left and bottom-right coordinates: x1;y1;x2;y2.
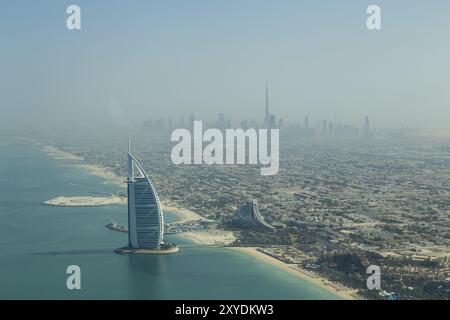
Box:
182;230;236;246
75;164;125;188
162;202;204;224
231;247;361;300
161;202;237;245
41;145;84;161
161;202;236;245
41;144;125;188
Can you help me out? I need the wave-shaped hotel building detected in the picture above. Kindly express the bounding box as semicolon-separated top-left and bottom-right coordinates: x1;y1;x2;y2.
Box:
234;200;274;230
126;139;164;249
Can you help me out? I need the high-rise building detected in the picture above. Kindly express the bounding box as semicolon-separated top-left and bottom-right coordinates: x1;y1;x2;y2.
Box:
218;113;226;131
362;116;370;138
127;138;164;249
240;119;248;130
264;83;270;127
269;114;276;129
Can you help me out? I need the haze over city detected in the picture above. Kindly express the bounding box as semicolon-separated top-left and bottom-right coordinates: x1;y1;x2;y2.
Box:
2;0;450;132
1;0;450;304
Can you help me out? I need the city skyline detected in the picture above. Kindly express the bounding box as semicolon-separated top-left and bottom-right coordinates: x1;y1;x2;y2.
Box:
2;1;450;131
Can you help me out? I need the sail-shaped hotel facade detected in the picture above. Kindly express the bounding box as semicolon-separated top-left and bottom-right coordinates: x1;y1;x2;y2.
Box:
127;140;164;249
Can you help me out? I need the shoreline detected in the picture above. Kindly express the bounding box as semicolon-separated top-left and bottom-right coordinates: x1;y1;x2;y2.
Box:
40;143;125;188
39;141;359;299
40;145;84;161
230;247;361;300
75;163;125;188
162;202;204;224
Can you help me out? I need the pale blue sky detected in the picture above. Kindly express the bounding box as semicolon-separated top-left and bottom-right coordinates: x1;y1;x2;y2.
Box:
1;1;450;130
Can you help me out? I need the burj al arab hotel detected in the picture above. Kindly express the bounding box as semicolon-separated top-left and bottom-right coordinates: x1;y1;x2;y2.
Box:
126;139;164;249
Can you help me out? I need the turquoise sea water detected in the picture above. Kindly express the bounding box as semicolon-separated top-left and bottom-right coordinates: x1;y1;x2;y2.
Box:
0;138;341;299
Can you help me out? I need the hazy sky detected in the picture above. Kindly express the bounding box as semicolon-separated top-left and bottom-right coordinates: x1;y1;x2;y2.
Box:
1;0;450;130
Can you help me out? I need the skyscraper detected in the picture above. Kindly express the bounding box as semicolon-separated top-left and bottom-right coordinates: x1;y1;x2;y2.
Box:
304;116;309;129
127;138;164;249
264;83;270;128
218;113;226;131
362;116;370;138
269;114;276;129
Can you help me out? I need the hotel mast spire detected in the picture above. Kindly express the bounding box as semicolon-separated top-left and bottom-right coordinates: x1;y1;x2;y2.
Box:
127;136;134;181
